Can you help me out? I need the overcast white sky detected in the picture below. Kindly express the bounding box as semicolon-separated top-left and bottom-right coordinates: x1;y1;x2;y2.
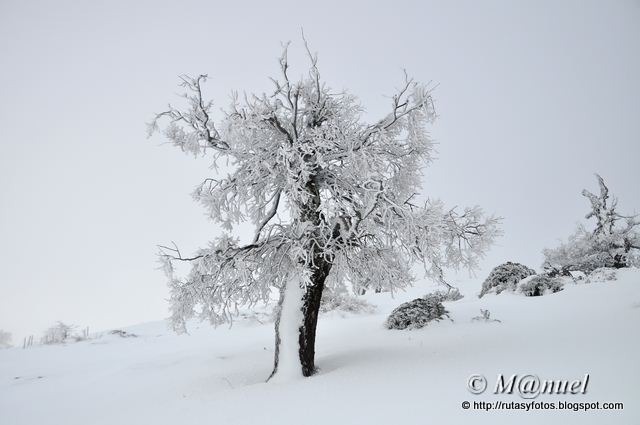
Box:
1;0;639;340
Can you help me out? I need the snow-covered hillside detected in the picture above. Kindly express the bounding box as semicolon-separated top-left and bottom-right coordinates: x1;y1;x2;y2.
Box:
2;269;639;425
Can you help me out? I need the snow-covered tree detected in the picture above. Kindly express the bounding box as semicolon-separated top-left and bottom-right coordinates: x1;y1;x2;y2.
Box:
41;322;74;345
0;330;12;349
150;42;500;379
543;174;639;276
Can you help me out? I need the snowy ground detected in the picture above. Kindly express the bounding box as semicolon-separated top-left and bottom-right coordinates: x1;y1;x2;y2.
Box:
1;269;639;425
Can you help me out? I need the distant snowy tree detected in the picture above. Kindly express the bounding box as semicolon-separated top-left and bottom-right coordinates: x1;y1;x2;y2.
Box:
0;330;12;349
150;41;500;379
41;322;74;345
543;174;639;276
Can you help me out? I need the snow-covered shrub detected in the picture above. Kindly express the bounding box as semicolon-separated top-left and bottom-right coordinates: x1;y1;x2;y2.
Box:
69;327;90;342
428;287;464;302
320;291;375;314
585;267;618;284
41;322;75;345
385;295;449;330
479;262;536;297
472;309;501;323
109;330;138;338
0;330;12;349
518;275;564;297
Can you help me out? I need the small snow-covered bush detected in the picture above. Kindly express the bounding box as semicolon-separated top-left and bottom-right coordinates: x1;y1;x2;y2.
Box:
71;327;90;342
320;291;375;314
472;309;501;323
428;287;464;303
479;262;536;297
385;295;449;330
0;330;12;349
585;267;618;284
109;330;138;338
518;275;564;297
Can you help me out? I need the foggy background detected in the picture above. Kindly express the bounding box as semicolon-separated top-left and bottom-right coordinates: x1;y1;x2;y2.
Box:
1;0;638;341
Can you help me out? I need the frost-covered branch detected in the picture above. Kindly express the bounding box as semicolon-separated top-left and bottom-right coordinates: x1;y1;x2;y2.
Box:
148;75;230;155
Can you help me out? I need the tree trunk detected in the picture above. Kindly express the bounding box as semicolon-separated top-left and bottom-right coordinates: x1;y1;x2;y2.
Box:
299;257;331;376
269;255;332;380
269;174;332;380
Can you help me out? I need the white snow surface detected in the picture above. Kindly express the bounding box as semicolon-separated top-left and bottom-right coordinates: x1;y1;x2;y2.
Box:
1;269;639;425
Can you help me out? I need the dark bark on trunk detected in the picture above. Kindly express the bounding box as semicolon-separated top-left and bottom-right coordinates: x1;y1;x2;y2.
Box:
298;256;332;376
268;255;332;380
268;174;333;380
